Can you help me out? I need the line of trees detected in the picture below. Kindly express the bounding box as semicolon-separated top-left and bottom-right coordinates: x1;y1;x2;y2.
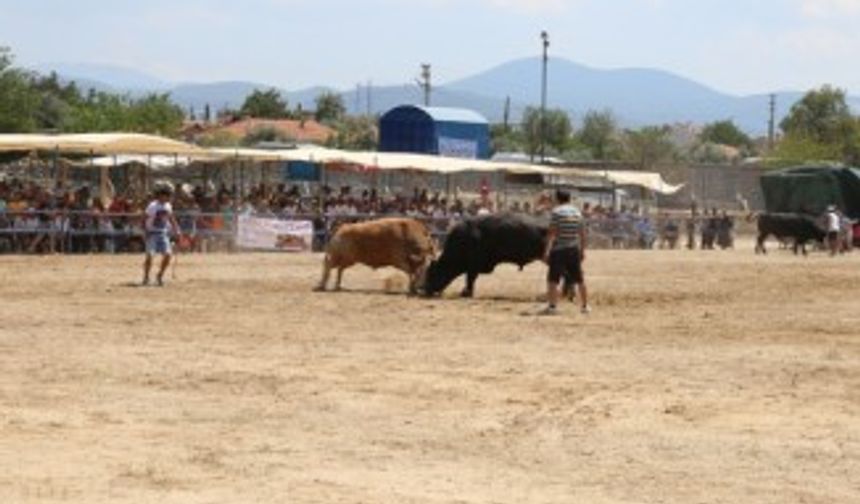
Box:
5;44;858;165
491;85;860;169
0;47;184;136
205;86;376;150
491;107;682;169
1;44;377;150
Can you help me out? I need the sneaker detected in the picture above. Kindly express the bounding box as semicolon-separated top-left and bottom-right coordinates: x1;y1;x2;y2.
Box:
155;275;164;287
581;305;592;315
537;305;558;316
142;277;150;287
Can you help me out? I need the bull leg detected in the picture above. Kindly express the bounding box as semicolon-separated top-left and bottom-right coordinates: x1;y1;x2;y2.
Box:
755;234;767;255
315;256;332;291
461;271;477;298
792;241;804;256
562;276;575;302
334;268;345;291
407;273;418;296
405;258;426;296
406;264;425;296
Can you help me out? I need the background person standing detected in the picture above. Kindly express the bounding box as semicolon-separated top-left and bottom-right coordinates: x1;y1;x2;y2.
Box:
825;205;841;256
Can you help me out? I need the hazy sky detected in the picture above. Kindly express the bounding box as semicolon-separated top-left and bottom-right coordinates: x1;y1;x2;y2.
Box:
2;0;859;95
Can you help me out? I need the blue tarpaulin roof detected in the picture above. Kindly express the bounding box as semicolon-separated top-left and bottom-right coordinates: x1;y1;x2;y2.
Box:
379;105;491;159
415;106;489;124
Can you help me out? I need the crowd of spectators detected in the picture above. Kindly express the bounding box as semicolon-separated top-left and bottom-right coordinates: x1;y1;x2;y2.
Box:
0;176;732;254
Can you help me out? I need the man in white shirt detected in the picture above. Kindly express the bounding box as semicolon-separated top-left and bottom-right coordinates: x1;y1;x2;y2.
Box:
826;205;841;257
143;184;182;286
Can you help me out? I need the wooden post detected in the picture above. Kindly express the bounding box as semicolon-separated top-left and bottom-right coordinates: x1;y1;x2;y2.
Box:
502;171;509;210
445;174;451;200
232;151;239;205
52;146;60;190
319;163;327;214
145;154;152;195
240;162;246;200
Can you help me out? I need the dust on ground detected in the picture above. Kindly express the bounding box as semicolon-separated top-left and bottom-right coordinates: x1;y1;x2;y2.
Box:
2;247;859;503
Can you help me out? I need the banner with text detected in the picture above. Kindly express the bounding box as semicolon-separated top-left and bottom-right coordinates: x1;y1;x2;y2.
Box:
438;137;478;159
236;215;313;252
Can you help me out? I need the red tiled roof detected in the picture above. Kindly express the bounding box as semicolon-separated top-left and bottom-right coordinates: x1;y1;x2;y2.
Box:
216;118;335;144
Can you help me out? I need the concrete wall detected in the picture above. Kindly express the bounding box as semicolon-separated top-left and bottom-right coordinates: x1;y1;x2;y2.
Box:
559;161;767;212
659;164;767;212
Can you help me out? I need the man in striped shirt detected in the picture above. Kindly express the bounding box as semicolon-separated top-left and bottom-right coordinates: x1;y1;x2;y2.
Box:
541;190;589;315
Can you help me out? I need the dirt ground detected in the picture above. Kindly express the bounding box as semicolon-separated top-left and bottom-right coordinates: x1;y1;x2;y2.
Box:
2;246;859;504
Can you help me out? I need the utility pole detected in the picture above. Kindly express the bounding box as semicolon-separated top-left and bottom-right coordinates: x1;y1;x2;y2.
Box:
768;93;776;152
366;80;372;117
418;64;432;107
540;31;550;164
355;83;361;116
503;96;511;131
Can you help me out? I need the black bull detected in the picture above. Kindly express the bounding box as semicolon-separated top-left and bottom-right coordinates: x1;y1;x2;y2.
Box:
424;213;558;297
754;213;827;255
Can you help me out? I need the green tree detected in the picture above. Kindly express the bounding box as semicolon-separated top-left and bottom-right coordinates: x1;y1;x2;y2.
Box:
242;125;293;146
623;125;677;169
329;116;377;150
489;123;524;155
577;109;621;160
314;92;346;124
0;47;39;132
521;106;573;159
781;86;854;143
62;92;183;135
31;72;85;131
0;47;186;136
240;88;289;119
128;93;185;136
778;86;859;165
770;134;844;167
198;129;240;147
699;119;752;149
68;92;134;132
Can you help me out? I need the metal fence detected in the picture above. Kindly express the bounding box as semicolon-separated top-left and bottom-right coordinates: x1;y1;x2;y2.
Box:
0;211;457;255
0;210;732;255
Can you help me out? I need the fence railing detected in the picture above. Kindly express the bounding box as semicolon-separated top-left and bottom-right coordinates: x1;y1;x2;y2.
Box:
0;210;714;254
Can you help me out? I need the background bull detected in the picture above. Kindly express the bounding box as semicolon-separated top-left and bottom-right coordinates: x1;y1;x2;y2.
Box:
424;213;548;297
754;213;826;255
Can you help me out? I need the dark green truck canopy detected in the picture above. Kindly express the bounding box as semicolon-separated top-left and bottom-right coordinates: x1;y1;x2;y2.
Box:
760;166;860;218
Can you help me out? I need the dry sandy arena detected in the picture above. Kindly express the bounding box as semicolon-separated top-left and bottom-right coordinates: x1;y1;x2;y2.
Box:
2;246;860;503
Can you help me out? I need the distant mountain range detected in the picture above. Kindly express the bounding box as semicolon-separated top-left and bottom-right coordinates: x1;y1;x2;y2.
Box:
30;58;860;136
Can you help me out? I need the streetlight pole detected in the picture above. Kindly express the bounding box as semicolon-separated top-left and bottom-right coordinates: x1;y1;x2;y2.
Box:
540;31;550;164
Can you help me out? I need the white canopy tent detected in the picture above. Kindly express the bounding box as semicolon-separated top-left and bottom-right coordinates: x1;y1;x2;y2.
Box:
0;133;209;156
0;134;684;196
209;146;684;195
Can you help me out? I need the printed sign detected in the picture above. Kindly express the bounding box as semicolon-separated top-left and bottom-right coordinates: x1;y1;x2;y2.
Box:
438;137;479;159
236;215;313;252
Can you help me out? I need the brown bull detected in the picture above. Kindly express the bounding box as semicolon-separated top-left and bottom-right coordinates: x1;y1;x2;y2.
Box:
314;218;436;294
